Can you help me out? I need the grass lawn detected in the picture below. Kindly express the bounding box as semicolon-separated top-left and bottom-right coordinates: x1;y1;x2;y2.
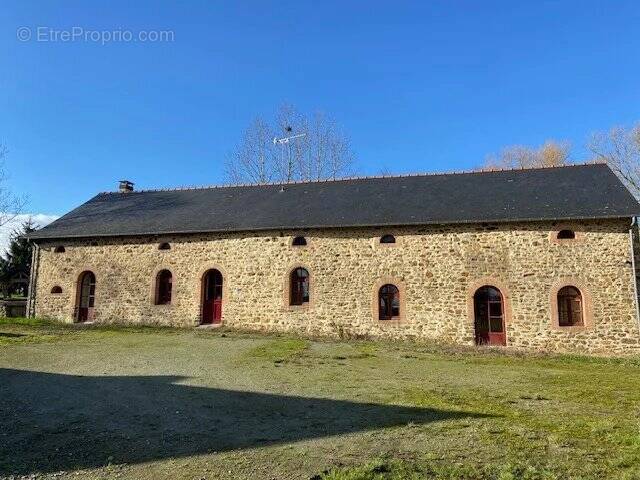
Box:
1;319;640;479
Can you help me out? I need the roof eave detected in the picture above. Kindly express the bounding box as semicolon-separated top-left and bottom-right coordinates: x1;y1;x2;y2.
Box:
26;213;640;242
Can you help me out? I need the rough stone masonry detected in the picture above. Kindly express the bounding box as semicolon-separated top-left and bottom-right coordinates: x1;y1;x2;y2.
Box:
29;219;640;355
27;164;640;355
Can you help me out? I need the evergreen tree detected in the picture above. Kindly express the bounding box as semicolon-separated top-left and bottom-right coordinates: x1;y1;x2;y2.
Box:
0;219;37;296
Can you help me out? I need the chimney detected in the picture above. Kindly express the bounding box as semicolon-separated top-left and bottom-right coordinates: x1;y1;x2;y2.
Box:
119;180;134;193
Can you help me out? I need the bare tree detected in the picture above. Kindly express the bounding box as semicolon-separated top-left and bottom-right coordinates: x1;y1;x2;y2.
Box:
226;104;355;184
0;144;26;227
377;165;394;176
302;111;354;181
225;118;277;184
589;123;640;198
484;141;571;170
274;104;306;183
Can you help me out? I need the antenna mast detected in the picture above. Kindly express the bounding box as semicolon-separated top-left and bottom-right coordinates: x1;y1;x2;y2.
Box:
273;126;306;182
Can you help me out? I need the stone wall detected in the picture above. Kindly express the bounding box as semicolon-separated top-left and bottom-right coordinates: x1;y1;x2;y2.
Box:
0;299;27;318
32;219;640;355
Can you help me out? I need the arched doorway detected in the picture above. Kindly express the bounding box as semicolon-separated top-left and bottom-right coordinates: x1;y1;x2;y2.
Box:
201;269;223;324
76;271;96;323
473;285;506;346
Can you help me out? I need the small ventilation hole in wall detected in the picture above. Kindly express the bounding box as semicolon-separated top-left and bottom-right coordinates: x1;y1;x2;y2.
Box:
292;236;307;246
557;230;576;240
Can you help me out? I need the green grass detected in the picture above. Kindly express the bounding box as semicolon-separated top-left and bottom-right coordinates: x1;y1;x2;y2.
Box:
244;337;310;363
0;317;64;344
0;316;55;326
1;318;640;479
314;458;560;480
0;331;60;345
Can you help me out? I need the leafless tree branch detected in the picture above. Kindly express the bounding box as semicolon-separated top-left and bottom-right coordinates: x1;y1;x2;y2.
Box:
0;144;26;228
483;140;571;170
589;124;640;199
225;118;277;184
227;104;355;184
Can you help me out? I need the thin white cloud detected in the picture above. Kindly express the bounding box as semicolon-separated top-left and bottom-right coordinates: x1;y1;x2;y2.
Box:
0;213;59;254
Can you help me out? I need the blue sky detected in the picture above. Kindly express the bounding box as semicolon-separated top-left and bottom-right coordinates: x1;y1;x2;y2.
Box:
1;1;639;217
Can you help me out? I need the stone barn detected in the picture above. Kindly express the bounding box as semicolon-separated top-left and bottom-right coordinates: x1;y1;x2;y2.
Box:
26;164;640;354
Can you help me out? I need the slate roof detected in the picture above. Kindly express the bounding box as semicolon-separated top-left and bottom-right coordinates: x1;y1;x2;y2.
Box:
29;163;640;240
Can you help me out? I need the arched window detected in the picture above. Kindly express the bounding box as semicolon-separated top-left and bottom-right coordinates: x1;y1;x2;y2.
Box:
54;246;65;253
51;286;62;294
557;230;576;240
292;236;307;246
378;284;400;320
290;268;310;306
155;270;173;305
380;234;396;244
557;286;583;326
158;242;171;250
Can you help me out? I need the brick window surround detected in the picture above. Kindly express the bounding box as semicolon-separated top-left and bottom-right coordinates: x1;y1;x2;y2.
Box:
284;265;314;310
549;225;585;245
549;279;593;332
466;278;513;345
371;277;406;324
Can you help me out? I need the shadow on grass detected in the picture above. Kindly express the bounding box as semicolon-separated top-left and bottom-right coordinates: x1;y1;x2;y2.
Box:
0;368;491;475
0;332;27;338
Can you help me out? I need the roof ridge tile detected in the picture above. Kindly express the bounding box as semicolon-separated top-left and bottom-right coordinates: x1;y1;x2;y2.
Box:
107;161;607;194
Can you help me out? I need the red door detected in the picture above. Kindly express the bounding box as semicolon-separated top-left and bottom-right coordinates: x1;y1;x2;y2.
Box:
474;286;506;346
77;272;96;323
202;269;223;324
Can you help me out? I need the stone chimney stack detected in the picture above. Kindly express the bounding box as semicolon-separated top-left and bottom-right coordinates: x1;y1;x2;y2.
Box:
118;180;134;193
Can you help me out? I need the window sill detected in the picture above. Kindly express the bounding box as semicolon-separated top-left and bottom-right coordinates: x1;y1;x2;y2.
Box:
288;303;310;311
552;324;590;333
376;318;405;325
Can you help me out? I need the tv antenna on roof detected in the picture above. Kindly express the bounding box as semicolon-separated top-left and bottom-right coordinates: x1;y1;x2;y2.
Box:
273;126;306;182
273;126;306;145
